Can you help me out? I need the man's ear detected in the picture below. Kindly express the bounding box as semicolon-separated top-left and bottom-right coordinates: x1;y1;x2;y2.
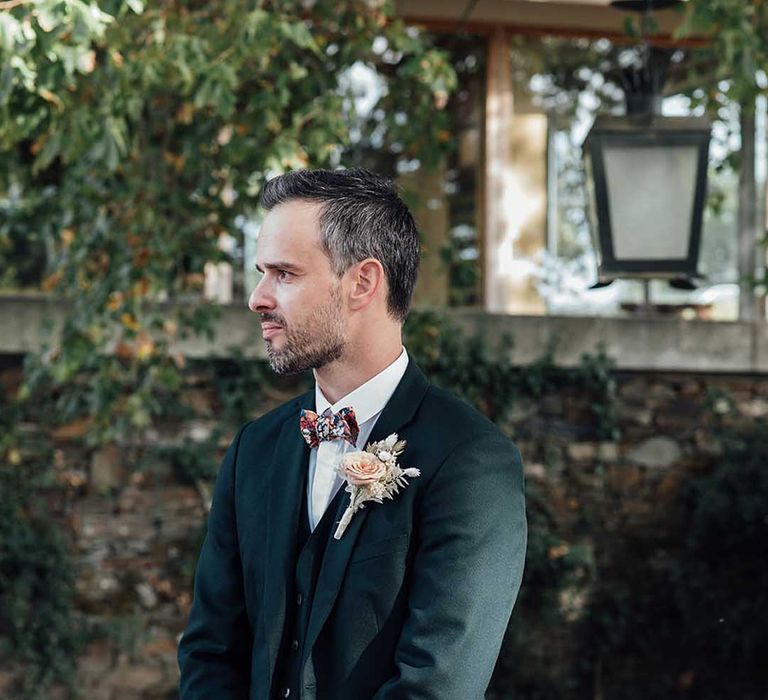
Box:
347;258;385;311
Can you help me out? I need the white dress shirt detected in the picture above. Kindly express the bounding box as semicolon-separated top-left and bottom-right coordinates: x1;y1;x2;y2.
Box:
307;346;409;531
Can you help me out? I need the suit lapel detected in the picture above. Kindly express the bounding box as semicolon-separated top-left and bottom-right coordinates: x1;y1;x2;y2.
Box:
302;355;431;667
263;388;313;679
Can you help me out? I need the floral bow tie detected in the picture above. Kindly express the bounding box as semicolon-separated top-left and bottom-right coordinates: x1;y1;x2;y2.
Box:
299;406;360;449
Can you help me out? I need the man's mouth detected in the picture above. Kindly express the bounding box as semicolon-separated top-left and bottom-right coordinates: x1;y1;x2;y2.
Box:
261;323;283;339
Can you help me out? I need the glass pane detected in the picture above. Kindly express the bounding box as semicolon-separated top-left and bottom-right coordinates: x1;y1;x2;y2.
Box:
604;144;698;260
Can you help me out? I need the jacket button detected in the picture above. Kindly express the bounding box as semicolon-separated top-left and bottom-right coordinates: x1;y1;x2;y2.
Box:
291;639;299;651
296;593;303;605
281;688;290;697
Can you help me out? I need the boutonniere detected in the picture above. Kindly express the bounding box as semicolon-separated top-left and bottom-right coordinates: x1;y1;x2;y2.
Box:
333;432;420;540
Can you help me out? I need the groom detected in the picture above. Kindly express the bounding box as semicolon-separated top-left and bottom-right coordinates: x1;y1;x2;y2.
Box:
177;169;527;699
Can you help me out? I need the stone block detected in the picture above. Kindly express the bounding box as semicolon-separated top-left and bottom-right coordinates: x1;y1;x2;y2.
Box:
606;464;643;492
655;399;701;430
524;462;546;480
618;378;649;404
540;394;563;415
90;444;124;493
108;662;165;694
597;442;620;462
656;473;684;501
181;388;213;416
719;377;757;393
739;398;768;418
693;430;723;458
53;417;92;440
0;365;23;397
506;399;538;424
136;582;158;609
0;671;18;697
627;437;682;469
187;420;214;442
679;380;703;397
567;443;597;462
620;406;653;427
648;383;677;402
77;639;112;677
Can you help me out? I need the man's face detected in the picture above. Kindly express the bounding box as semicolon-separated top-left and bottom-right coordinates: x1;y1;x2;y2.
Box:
248;200;348;375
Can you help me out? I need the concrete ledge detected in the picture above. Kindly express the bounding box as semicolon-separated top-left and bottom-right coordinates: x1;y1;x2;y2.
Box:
0;293;267;360
448;310;760;373
0;294;762;373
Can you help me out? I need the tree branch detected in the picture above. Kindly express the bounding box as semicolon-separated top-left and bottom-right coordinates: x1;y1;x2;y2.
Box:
0;0;35;10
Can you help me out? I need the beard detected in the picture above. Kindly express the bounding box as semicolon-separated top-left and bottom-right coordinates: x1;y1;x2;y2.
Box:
264;283;347;375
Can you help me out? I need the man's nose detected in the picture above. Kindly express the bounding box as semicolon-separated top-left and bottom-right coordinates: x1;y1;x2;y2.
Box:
248;277;274;313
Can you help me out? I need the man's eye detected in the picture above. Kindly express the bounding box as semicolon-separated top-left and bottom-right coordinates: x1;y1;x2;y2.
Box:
277;270;291;280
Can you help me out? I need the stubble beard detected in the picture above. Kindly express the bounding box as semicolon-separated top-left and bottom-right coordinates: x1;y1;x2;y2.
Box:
265;284;347;375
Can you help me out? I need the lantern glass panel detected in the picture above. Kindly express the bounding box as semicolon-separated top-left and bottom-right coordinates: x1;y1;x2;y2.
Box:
603;144;699;260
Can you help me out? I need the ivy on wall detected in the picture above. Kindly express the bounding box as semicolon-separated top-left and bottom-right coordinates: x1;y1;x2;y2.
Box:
0;1;456;696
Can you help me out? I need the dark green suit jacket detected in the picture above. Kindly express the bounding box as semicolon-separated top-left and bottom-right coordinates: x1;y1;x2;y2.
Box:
178;353;527;699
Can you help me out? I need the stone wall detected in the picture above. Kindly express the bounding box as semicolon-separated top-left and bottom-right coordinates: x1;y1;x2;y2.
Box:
1;357;766;699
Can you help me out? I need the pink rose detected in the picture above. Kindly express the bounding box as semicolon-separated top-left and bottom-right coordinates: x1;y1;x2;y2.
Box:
337;451;386;486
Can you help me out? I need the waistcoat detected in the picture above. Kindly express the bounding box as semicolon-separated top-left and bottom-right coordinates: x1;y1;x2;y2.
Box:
272;470;346;700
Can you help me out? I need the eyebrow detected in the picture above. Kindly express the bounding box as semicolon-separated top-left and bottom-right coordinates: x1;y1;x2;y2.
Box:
255;261;304;274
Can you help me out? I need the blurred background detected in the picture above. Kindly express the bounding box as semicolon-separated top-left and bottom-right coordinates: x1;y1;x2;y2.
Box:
1;0;767;698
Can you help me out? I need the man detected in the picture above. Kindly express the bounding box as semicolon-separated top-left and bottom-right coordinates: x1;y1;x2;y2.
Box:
177;168;527;699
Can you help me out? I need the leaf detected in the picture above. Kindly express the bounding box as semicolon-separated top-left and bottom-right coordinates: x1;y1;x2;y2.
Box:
68;0;114;43
0;62;14;105
244;8;270;39
33;130;62;172
622;16;639;38
10;55;36;91
38;87;64;111
279;20;321;56
0;12;20;51
125;0;144;14
36;6;58;33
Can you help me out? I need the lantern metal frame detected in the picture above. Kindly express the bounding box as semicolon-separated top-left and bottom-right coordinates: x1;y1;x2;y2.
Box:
581;0;712;288
583;114;711;280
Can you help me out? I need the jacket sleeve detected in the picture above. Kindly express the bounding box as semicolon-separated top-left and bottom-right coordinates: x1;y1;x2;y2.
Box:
177;424;253;698
372;431;527;700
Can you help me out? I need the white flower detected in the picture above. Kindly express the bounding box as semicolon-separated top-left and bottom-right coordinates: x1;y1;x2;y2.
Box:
368;482;387;500
384;433;397;447
378;450;392;461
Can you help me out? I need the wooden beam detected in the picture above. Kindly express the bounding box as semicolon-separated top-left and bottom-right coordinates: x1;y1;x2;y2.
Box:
400;16;709;47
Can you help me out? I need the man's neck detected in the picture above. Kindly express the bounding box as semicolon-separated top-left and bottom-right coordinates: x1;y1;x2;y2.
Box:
314;342;404;405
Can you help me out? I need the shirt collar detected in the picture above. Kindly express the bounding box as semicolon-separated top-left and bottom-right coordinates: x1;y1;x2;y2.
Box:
315;346;409;425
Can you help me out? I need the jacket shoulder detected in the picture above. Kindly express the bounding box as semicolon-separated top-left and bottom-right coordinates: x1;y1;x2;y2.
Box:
413;384;523;490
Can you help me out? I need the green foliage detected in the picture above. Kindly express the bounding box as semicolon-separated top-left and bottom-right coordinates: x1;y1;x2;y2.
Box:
489;480;596;700
0;385;86;698
1;0;456;450
673;419;768;688
209;349;311;429
404;310;519;422
404;310;620;438
573;412;768;700
0;476;86;699
676;0;768;110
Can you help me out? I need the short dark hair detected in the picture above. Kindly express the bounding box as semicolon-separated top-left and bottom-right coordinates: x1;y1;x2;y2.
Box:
260;168;420;322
